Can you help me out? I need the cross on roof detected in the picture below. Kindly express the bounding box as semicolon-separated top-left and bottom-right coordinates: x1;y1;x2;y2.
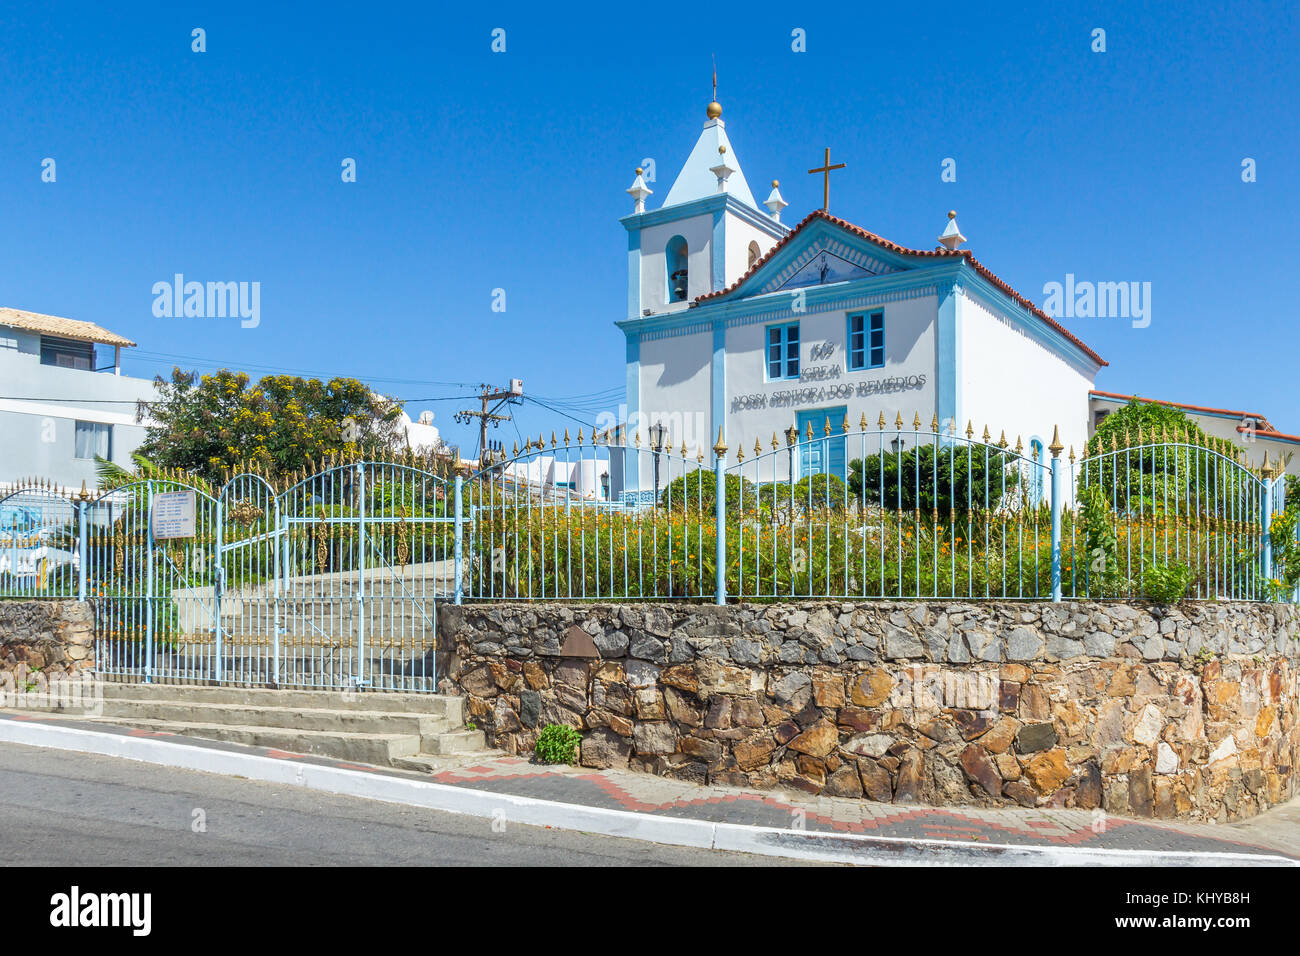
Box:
807;147;846;212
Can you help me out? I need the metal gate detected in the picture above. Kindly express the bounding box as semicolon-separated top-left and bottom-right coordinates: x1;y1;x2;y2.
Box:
83;460;451;691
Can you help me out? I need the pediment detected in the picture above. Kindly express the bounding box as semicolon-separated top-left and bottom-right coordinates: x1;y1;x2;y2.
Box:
708;216;915;304
762;237;904;295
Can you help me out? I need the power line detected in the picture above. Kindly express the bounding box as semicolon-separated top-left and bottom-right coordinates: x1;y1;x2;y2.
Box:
522;394;599;430
126;349;480;389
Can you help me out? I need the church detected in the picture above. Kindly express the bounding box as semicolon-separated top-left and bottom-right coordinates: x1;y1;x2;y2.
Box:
614;95;1108;494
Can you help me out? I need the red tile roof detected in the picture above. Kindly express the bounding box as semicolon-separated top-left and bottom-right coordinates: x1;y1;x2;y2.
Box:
1089;390;1277;431
694;208;1107;367
1237;426;1300;445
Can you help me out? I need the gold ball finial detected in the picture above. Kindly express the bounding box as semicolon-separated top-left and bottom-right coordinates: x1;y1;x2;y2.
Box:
706;101;722;119
948;210;957;219
635;167;643;175
772;179;779;187
718;145;726;154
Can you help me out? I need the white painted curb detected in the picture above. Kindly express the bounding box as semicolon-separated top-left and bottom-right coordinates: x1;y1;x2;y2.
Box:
1;720;1293;867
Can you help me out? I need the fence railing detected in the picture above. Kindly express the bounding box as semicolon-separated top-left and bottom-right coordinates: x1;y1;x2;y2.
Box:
2;424;1295;613
1;460;450;690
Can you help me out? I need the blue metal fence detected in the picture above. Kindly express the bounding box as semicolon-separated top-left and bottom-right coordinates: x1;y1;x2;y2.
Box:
1;424;1293;680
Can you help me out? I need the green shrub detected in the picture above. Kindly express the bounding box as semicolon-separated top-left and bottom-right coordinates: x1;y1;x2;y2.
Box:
792;473;848;509
658;470;756;515
1141;562;1194;604
534;723;582;764
849;444;1022;516
1077;484;1124;596
1268;503;1300;601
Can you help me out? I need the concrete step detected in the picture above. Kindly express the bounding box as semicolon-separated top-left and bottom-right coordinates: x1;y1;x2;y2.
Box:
389;751;501;774
421;728;486;755
97;683;464;723
31;682;486;767
80;716;424;765
96;698;454;738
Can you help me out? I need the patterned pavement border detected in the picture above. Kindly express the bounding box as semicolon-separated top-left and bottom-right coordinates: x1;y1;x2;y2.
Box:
2;711;1295;862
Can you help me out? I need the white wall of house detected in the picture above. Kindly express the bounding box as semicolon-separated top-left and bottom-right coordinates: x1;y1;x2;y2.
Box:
959;292;1097;467
0;328;156;490
1088;395;1300;476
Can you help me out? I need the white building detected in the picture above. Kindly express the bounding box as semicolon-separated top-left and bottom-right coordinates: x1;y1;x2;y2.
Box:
0;307;157;492
616;98;1106;491
1089;390;1300;477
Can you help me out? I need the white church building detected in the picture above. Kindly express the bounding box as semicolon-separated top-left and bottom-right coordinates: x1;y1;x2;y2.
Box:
615;97;1107;492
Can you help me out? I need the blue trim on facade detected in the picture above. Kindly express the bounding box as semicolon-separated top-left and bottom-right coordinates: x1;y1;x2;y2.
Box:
847;310;885;371
625;331;640;491
764;321;800;381
702;217;920;304
615;221;1103;375
626;228;641;320
711;210;726;293
711;320;725;444
620;192;787;239
936;281;960;433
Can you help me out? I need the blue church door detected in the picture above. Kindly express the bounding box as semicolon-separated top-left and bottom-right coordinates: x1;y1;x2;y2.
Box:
796;407;847;480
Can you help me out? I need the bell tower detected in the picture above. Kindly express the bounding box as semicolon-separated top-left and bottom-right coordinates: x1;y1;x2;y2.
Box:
620;96;789;320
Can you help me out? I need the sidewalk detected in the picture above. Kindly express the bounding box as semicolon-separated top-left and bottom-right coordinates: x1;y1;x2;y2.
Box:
422;754;1299;859
1;710;1295;863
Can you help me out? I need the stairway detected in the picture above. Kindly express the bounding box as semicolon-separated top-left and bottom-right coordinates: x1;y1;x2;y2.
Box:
40;683;487;772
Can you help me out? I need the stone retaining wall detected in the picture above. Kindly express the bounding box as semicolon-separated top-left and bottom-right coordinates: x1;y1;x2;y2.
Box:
438;601;1300;822
0;601;94;685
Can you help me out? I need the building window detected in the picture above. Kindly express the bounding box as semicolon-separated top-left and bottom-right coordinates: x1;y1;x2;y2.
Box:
1093;410;1110;431
40;336;94;370
74;421;111;460
848;311;884;370
747;241;761;270
666;235;689;302
767;322;800;380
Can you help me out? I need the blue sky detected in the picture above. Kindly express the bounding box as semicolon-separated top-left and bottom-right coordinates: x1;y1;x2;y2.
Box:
2;2;1296;453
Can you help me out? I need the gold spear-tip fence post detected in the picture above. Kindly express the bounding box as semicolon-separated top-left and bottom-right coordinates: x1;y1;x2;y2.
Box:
712;426;728;607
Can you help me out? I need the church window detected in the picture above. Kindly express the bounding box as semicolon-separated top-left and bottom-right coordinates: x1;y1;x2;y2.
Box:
767;322;800;380
747;241;761;270
848;311;884;370
666;235;689;302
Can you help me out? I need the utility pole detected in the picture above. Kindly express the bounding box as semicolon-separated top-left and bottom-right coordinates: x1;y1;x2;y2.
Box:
455;380;523;466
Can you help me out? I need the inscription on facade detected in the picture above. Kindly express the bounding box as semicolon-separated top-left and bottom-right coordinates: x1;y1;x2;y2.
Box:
731;373;927;413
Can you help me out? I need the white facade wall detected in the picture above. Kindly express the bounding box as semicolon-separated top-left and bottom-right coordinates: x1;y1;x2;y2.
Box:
638;217;714;314
958;292;1096;464
723;294;938;476
635;328;712;488
723;215;781;287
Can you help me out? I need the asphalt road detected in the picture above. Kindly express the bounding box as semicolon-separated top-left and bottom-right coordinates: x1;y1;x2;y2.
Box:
0;742;799;866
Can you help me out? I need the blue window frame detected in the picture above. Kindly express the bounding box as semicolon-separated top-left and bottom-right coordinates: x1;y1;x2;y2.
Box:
848;311;884;371
766;322;800;380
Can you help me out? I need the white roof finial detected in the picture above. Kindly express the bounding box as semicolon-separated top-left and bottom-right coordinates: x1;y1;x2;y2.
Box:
938;210;966;251
764;180;788;222
709;145;735;193
627;167;653;214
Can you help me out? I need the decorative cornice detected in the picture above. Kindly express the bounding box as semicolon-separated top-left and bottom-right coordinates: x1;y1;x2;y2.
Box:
620;192;788;239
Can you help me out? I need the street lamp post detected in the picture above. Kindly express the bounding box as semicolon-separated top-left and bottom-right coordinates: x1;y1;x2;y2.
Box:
650;421;666;507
